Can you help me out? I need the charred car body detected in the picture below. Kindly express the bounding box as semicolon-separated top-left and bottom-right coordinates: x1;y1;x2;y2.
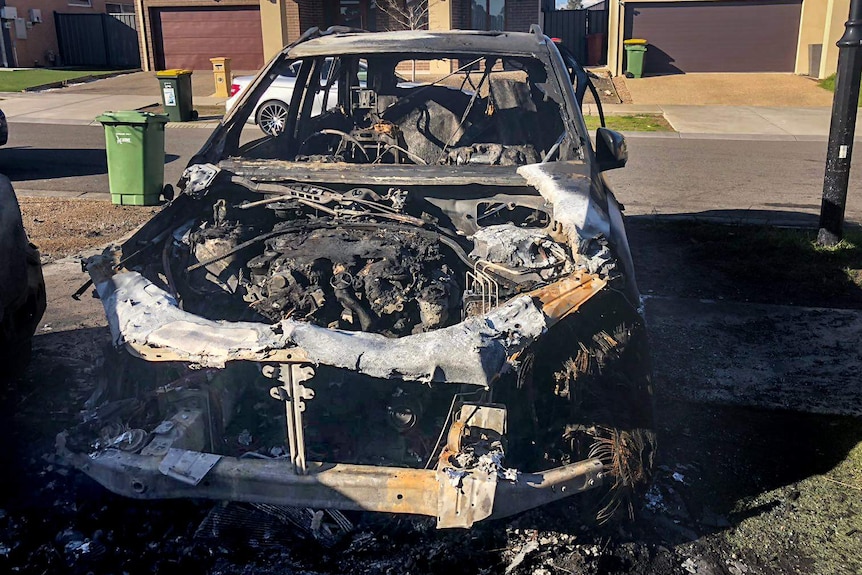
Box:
1;175;46;374
60;27;655;529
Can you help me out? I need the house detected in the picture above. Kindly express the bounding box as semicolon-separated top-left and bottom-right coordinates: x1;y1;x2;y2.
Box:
0;0;133;67
135;0;546;71
606;0;849;79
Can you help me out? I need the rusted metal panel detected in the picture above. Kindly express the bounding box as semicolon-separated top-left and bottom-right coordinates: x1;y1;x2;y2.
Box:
58;445;605;527
529;272;607;325
624;0;803;74
154;6;264;70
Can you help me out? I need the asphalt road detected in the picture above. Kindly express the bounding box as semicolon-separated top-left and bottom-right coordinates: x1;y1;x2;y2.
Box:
606;136;862;226
0;122;211;197
3;121;860;226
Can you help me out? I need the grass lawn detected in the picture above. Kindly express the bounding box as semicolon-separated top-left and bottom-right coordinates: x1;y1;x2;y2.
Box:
584;113;674;132
817;73;862;106
0;69;121;92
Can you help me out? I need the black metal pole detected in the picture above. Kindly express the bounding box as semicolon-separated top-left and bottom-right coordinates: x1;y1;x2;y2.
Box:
818;0;862;246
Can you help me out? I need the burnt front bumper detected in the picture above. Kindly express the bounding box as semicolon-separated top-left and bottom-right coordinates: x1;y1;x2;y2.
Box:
69;259;611;528
59;446;605;529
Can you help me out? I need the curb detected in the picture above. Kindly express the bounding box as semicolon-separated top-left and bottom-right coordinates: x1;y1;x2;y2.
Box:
619;131;849;142
23;70;140;93
625;211;862;229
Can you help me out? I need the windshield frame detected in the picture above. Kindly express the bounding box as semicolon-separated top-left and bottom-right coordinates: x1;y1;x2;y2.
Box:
194;33;590;173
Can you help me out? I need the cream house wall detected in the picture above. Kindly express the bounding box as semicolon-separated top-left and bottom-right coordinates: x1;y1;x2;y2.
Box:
819;0;850;78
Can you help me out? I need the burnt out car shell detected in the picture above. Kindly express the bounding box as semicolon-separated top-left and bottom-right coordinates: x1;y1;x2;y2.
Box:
0;175;46;373
63;27;655;530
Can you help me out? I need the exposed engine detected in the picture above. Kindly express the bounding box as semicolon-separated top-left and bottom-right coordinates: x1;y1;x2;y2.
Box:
241;222;459;336
169;179;576;339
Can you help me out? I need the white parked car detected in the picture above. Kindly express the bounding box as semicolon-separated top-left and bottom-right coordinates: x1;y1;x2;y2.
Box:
226;59;368;136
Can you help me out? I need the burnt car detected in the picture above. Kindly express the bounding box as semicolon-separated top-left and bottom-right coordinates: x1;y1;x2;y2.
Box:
0;175;46;374
0;109;8;147
60;27;655;529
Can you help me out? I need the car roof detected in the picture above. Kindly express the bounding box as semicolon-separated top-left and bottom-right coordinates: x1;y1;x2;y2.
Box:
288;29;551;59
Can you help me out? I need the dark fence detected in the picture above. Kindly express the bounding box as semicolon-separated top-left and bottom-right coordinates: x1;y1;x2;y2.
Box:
543;5;609;66
544;9;588;63
55;12;140;69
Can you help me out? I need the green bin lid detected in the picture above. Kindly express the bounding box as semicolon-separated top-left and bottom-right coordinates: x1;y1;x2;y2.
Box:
624;38;648;46
96;110;170;125
156;69;193;77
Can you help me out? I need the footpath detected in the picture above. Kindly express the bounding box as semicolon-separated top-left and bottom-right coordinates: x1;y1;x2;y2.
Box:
0;90;224;129
583;102;858;142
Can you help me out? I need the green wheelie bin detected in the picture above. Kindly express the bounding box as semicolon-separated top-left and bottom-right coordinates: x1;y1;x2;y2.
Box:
156;69;196;122
96;111;169;206
623;38;648;79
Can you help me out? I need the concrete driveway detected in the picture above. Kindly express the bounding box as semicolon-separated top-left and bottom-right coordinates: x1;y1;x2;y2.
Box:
59;70;258;100
625;73;835;107
0;70;260;126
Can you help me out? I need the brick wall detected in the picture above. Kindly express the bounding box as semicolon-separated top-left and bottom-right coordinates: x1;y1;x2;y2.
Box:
395;60;431;72
506;0;538;32
12;0;112;67
375;4;406;31
285;0;325;42
297;0;323;31
452;0;471;30
285;1;301;41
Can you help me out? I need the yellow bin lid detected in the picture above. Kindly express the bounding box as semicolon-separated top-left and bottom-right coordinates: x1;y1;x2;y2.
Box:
156;69;193;77
623;38;648;46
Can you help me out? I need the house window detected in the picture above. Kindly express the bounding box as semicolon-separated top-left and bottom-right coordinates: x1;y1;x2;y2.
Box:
106;3;135;13
339;0;362;27
67;0;93;7
470;0;505;31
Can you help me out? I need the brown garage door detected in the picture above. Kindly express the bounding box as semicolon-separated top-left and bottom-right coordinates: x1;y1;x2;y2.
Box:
153;6;264;70
624;0;802;74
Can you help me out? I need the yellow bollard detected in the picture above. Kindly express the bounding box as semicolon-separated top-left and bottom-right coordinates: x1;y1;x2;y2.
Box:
210;57;232;98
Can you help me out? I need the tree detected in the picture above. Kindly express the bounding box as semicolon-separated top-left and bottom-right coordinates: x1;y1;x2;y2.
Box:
563;0;583;9
377;0;443;80
377;0;439;31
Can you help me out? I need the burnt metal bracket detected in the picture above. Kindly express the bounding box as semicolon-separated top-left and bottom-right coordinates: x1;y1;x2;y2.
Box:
265;363;315;474
436;468;497;528
435;403;509;528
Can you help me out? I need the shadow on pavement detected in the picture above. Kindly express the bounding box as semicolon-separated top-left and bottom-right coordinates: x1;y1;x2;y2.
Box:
627;210;862;308
0;147;180;181
617;212;862;548
631;208;822;228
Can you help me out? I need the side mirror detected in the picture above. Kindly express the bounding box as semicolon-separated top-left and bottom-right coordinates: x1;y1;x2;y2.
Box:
595;127;628;172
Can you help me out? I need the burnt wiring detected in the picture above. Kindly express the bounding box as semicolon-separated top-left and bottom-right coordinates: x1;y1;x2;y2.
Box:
185;220;477;275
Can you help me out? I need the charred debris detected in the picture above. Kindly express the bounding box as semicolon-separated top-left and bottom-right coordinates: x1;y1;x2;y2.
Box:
60;28;656;530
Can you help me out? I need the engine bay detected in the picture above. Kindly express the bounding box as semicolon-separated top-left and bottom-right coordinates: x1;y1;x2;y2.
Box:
161;175;574;339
